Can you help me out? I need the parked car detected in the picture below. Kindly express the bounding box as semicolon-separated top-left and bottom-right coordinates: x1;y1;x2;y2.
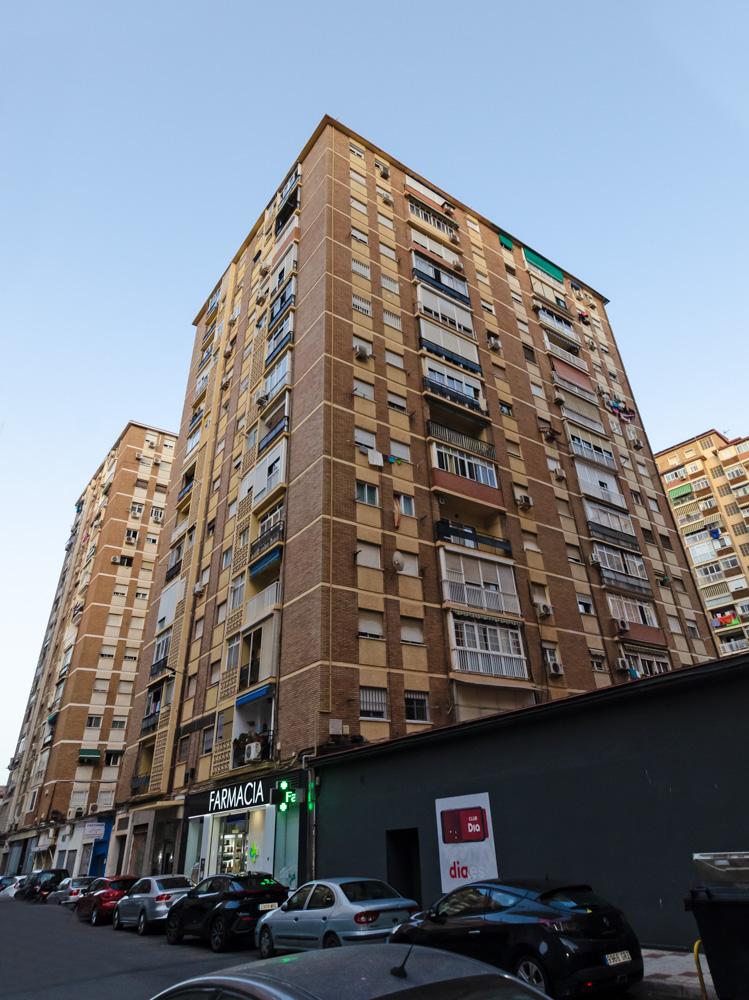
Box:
256;877;419;957
149;943;546;1000
165;873;289;952
75;876;138;925
47;876;96;906
390;878;643;997
113;875;195;934
15;869;69;902
0;875;26;899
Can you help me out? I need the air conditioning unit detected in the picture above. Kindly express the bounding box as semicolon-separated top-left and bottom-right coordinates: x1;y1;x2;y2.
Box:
224;343;233;357
256;290;267;304
452;259;464;273
615;618;630;634
615;657;630;672
135;453;143;460
221;377;231;390
535;603;553;618
153;457;161;465
442;202;455;216
256;394;269;409
450;233;460;245
547;661;565;676
111;556;121;565
632;438;644;450
259;261;271;276
245;742;262;762
589;553;601;565
353;345;372;361
228;314;237;326
193;582;206;597
553;389;566;405
125;537;135;545
516;494;533;510
553;467;566;481
131;510;141;518
587;338;597;350
542;428;558;443
382;192;394;206
89;803;99;814
378;165;390;179
488;337;501;352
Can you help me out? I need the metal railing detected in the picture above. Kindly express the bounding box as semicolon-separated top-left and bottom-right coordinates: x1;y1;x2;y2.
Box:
171;519;189;544
150;655;169;680
423;377;483;413
140;711;160;736
537;308;579;340
442;576;521;615
720;638;749;653
599;566;653;596
131;774;151;792
420;338;481;374
245;581;282;623
579;481;627;508
258;417;289;456
545;340;589;372
250;521;285;561
436;519;511;555
164;559;182;583
452;647;529;679
177;480;194;502
427;422;496;460
561;406;605;434
232;730;274;769
552;372;597;403
571;440;617;470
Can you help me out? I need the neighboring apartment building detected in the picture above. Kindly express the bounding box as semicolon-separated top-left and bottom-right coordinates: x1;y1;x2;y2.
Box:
114;116;716;886
0;422;175;877
656;431;749;656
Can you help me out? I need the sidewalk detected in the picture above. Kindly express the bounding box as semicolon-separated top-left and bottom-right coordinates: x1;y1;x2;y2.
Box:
633;948;716;999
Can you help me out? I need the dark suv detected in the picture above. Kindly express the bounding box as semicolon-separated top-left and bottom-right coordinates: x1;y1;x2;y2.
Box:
15;869;70;902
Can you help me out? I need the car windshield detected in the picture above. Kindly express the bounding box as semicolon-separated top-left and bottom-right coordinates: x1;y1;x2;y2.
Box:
234;874;284;891
109;878;137;891
540;886;606;912
73;878;94;887
340;880;400;902
386;974;536;1000
157;877;193;891
39;872;63;884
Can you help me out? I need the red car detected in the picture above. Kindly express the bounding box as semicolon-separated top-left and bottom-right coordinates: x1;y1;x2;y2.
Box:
75;876;138;925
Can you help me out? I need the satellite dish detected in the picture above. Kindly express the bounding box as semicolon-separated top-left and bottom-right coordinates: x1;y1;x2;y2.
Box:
392;551;405;573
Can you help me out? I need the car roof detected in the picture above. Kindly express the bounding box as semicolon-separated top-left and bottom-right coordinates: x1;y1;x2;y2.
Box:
309;877;395;886
479;878;593;897
153;944;520;1000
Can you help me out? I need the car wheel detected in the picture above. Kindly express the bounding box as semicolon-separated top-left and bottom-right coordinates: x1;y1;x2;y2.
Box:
514;955;552;995
259;926;275;959
137;911;149;936
165;912;183;945
90;906;101;926
210;915;228;953
322;932;341;948
113;908;123;931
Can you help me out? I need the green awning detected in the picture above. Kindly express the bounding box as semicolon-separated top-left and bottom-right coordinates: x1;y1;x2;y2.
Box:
499;234;513;251
78;748;100;758
524;247;564;283
669;483;693;500
47;712;58;723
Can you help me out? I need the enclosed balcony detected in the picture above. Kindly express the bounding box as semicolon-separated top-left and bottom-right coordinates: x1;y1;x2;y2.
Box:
442;571;520;615
452;646;529;680
436;519;511;556
427;422;495;461
423;376;485;415
140;710;160;736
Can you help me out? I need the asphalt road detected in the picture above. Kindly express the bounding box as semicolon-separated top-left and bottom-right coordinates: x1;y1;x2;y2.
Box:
0;897;261;1000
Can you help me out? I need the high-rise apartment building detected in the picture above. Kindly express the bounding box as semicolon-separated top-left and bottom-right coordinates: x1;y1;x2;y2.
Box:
656;431;749;656
114;117;716;884
0;422;175;877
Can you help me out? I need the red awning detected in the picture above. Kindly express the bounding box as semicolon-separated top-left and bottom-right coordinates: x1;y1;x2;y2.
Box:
552;358;594;393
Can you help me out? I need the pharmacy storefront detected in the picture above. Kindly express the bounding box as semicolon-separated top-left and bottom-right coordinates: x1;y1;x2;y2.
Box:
181;772;306;891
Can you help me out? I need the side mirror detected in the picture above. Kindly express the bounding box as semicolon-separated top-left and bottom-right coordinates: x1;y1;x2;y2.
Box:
280;902;289;911
428;907;445;923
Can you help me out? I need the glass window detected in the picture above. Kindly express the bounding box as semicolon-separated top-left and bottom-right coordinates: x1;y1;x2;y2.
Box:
307;884;336;910
285;885;314;911
360;686;387;718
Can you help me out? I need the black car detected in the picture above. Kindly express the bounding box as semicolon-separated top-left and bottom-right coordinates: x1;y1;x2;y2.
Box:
165;873;289;952
15;869;70;902
390;879;643;997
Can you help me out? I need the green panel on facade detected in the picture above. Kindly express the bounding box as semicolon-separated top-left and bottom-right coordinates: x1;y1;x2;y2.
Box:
524;247;564;283
668;483;693;500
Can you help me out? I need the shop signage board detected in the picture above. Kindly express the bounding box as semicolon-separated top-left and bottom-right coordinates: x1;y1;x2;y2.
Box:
83;822;107;840
186;776;275;817
435;792;497;892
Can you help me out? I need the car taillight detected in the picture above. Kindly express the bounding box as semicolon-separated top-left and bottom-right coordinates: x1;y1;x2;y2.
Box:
354;911;380;925
154;893;172;902
542;918;582;934
70;890;80;896
100;891;117;902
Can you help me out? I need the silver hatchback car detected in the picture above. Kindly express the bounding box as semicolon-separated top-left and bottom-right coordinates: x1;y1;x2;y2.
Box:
113;875;194;934
255;878;419;957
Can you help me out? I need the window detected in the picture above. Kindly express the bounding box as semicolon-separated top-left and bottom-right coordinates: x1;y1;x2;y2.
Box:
733;522;748;536
405;691;430;722
396;493;415;517
229;574;245;610
240;527;250;548
93;678;109;693
577;594;594;615
453;619;524;657
358;610;383;639
111;717;126;729
349;142;364;158
387;390;407;413
355;427;376;450
530;382;544;398
352;293;372;316
641;528;654;544
647;496;660;513
125;528;138;543
377;212;393;229
351;227;368;244
350;196;367;214
380;242;396;260
667;614;682;634
591;659;606;672
699;436;714;450
385;350;404;369
566;543;583;563
593;543;648;580
216;601;227;625
356;481;378;506
351;257;371;279
710;465;725;479
194;618;204;640
146;533;157;545
350;168;366;186
360;686;387;719
356;542;381;569
400;617;424;643
608;594;657;627
151;506;163;522
130;502;144;517
201;728;214;755
631;490;643;505
408;199;455;236
86;716;102;729
228;499;237;519
391;440;411;463
434;442;497;487
381;274;399;294
353;378;375;401
383;309;402;330
660;533;673;550
522;345;536;364
222;547;233;569
687;621;700;638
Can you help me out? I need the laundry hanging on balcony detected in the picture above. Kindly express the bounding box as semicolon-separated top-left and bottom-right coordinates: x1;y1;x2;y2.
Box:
711;612;741;628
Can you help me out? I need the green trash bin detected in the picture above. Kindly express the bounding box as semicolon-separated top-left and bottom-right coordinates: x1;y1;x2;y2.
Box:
685;884;749;1000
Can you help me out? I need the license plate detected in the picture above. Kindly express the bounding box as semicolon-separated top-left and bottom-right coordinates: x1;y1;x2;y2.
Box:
605;951;631;966
258;902;278;911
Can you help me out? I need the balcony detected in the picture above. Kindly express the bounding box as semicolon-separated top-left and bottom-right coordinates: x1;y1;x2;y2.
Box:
423;377;485;415
202;322;217;345
197;351;213;373
436;519;511;556
536;308;580;342
250;521;285;562
571;440;617;470
599;566;653;596
171;518;189;544
420;338;482;375
164;559;182;583
588;521;640;552
452;646;529;680
269;290;295;329
552;372;597;403
258;417;289;456
579;480;628;509
193;376;209;401
442;575;521;615
546;340;589;372
140;711;160;736
131;773;151;794
720;638;749;653
178;480;194;502
245;581;282;624
265;332;294;369
427;422;495;460
150;655;169;680
188;409;203;431
232;730;274;769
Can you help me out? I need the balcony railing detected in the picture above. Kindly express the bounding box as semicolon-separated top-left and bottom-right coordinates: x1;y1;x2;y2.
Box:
571;440;616;470
442;576;521;615
171;519;189;544
552;372;597;403
423;377;484;413
599;566;653;596
193;376;209;400
546;340;589;372
420;338;482;375
164;559;182;583
265;332;293;369
436;519;511;556
188;409;203;431
140;711;160;736
270;292;295;328
721;638;749;653
427;422;496;460
178;481;194;502
246;581;282;623
452;646;529;679
588;521;640;552
150;655;169;680
561;405;605;434
131;773;151;793
250;521;285;561
202;322;216;344
579;481;628;509
537;308;579;341
258;417;289;456
232;730;274;769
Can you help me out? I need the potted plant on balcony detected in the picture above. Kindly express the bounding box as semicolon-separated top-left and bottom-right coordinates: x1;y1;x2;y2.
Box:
232;733;251;750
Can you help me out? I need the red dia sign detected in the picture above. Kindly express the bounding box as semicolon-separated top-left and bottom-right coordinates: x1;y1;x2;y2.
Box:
440;807;488;844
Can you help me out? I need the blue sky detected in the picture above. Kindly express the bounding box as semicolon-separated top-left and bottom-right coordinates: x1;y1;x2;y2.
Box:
2;0;747;778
